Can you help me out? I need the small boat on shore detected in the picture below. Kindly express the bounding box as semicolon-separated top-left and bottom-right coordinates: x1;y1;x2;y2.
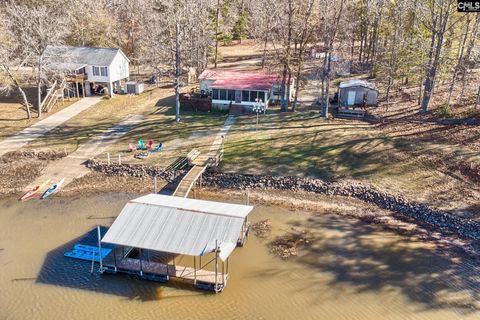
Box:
41;178;65;199
20;180;50;201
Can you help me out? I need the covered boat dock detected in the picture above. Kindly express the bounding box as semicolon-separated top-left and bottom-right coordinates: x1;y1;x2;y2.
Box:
100;194;253;292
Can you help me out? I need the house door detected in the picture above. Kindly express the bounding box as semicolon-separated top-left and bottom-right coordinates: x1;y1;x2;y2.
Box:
235;90;242;103
347;91;356;105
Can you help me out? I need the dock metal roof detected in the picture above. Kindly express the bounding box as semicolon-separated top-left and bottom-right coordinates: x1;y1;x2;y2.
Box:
102;194;253;260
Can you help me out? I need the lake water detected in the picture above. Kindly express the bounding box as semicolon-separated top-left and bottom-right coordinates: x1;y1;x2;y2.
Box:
0;193;479;319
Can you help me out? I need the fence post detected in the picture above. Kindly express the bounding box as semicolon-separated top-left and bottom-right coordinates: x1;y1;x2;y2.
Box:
107;152;110;165
118;154;121;165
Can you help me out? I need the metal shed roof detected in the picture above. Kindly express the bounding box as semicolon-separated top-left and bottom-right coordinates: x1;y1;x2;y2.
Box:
101;194;253;260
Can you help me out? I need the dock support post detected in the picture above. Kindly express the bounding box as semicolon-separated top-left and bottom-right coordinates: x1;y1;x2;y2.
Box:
154;177;157;193
215;240;218;293
139;248;143;277
193;256;197;285
222;260;225;287
97;226;103;273
113;247;117;272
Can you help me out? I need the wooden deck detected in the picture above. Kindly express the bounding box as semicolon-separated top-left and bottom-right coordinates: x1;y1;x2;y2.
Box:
103;257;227;292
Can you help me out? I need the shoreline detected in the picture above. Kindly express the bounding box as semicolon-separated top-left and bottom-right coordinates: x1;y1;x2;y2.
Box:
2;158;480;260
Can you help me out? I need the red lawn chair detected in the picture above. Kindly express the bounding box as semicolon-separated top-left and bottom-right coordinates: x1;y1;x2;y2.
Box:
146;140;154;151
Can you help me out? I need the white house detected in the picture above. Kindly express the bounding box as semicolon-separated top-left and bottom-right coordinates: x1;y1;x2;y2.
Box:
198;69;295;111
44;45;130;97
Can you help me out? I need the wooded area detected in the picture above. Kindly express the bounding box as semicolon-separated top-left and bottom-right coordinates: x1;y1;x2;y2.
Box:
0;0;479;120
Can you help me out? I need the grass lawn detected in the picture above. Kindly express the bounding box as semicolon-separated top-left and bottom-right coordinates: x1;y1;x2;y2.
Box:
0;98;77;140
24;86;228;167
96;110;227;167
25;87;173;152
222;109;480;214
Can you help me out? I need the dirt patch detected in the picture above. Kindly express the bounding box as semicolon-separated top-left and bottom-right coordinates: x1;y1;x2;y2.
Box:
251;219;272;238
269;229;313;259
1;149;67;162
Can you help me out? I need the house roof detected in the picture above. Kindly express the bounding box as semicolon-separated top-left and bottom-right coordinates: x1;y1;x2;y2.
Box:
43;45;129;70
101;194;253;261
199;69;288;91
339;79;376;90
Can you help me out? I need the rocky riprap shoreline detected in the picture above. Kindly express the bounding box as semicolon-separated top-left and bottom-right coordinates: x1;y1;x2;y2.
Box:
87;160;480;241
86;160;187;183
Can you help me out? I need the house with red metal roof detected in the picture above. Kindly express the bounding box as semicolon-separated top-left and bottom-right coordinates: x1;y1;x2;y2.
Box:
198;69;295;111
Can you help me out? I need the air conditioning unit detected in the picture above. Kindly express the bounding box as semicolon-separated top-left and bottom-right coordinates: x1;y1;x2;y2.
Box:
125;82;144;95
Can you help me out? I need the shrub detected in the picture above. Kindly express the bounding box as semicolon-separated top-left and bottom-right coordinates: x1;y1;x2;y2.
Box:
437;102;451;118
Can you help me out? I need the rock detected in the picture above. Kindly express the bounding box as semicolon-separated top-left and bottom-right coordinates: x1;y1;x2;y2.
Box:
86;161;480;241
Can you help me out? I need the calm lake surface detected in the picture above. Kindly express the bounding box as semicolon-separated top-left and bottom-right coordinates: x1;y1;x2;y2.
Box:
0;193;479;319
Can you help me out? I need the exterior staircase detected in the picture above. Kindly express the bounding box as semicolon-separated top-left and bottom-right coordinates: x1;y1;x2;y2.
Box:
40;79;66;113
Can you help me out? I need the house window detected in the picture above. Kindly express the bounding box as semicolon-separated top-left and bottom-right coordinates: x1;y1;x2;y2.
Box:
212;89;219;100
93;66;100;76
242;91;249;102
258;91;265;102
227;89;235;101
100;66;108;77
249;91;258;102
219;89;227;100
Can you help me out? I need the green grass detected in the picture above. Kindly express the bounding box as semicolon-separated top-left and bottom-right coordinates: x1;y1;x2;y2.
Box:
221;110;480;212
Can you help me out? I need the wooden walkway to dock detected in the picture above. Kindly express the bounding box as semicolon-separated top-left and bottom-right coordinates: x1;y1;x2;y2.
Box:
173;165;206;197
172;116;235;198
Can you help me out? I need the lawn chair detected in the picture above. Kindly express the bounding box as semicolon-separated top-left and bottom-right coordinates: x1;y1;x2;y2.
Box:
146;139;154;150
137;139;146;150
151;143;163;152
128;142;137;152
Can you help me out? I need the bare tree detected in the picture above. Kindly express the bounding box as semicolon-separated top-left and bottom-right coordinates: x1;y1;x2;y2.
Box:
0;12;33;119
3;1;68;118
418;0;455;113
144;0;212;122
319;0;345;118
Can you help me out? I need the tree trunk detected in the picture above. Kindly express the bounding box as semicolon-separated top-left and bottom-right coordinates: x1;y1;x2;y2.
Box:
37;54;42;118
460;14;480;102
37;81;42;118
385;76;392;112
324;52;332;118
2;64;32;119
420;0;452;113
447;16;470;107
214;0;221;68
280;0;293;112
19;87;32;119
261;33;268;69
175;22;181;122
